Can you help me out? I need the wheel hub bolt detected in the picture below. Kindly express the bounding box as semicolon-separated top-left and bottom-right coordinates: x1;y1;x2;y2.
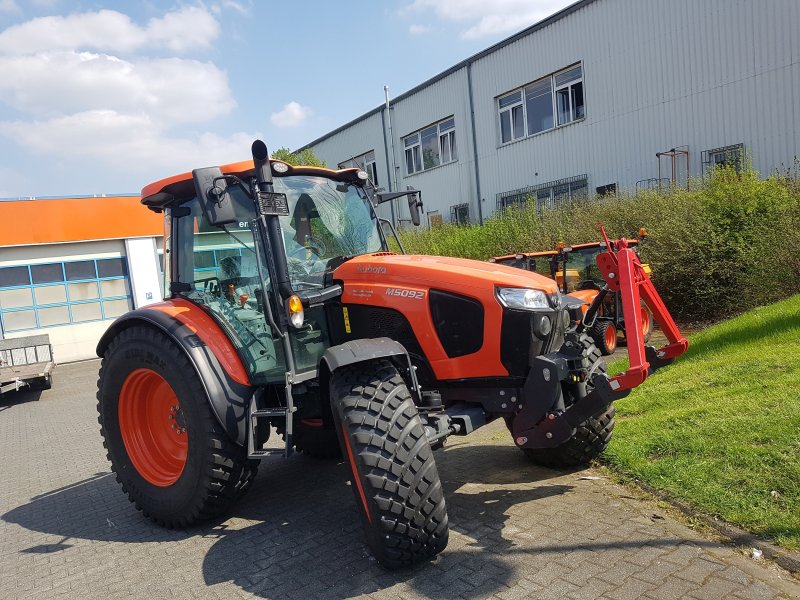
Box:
546;432;553;439
516;437;527;446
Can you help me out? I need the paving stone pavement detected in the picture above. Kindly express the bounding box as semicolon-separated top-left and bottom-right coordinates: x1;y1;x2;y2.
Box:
1;359;798;600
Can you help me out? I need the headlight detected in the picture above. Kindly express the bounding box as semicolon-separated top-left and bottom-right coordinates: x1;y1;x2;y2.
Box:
496;287;550;311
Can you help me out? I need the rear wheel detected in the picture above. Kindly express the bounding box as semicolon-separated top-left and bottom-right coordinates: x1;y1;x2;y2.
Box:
97;326;256;527
330;360;449;569
590;319;617;355
518;334;616;468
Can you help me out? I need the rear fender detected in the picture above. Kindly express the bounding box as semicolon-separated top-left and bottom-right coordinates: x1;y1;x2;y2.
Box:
97;300;254;446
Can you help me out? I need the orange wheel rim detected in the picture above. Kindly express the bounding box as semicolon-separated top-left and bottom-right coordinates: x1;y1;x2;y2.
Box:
641;308;652;336
605;324;617;351
118;368;188;487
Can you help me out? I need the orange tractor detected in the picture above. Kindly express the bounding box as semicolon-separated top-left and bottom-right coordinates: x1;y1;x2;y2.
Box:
97;140;687;569
490;236;654;354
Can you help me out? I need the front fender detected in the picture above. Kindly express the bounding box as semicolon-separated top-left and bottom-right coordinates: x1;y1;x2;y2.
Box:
97;300;254;446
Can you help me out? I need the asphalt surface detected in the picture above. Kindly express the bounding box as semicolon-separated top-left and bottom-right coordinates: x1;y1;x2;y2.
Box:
1;359;798;599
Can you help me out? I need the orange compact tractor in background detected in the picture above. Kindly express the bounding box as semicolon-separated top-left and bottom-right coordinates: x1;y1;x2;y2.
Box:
97;140;687;569
490;235;655;354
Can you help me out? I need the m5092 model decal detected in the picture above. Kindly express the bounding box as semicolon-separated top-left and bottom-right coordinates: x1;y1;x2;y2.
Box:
385;288;425;300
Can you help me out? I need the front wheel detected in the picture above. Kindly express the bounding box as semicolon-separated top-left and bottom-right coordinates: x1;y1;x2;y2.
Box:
97;326;256;527
330;360;449;569
514;334;616;468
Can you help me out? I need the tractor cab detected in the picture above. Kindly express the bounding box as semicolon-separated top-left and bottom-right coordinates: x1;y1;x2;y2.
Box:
140;145;420;386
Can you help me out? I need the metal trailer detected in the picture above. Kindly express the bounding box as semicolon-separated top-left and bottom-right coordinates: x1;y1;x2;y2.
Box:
0;334;55;396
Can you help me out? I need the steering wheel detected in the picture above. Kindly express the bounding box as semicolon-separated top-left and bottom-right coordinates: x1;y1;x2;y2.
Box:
577;280;601;291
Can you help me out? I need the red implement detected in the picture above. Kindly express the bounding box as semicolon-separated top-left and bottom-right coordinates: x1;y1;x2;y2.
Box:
595;225;689;392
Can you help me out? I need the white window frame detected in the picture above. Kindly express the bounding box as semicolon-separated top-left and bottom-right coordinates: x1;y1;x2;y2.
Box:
403;117;458;175
498;91;525;144
404;133;422;175
554;65;584;126
497;63;585;146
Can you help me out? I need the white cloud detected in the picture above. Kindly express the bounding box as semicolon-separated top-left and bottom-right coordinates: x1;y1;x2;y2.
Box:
0;6;250;193
408;24;430;35
0;110;259;174
270;101;313;128
0;6;219;55
406;0;574;39
211;1;251;16
0;51;235;123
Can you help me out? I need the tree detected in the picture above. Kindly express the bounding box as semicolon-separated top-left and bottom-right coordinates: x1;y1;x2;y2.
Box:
272;147;326;167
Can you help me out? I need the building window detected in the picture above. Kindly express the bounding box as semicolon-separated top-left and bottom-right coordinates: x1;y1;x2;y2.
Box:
701;143;745;174
403;117;458;175
0;258;133;333
338;150;379;186
450;203;470;225
596;183;617;196
554;65;584;125
498;63;584;144
499;91;525;143
496;175;589;212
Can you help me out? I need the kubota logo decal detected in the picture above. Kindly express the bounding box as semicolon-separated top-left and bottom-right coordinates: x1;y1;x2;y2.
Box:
386;288;425;300
356;265;387;274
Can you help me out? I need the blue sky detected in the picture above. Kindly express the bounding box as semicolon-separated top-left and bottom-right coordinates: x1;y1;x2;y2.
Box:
0;0;573;198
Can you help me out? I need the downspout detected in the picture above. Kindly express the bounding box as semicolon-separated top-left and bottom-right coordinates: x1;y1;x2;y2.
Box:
384;85;400;223
380;103;396;225
467;62;484;225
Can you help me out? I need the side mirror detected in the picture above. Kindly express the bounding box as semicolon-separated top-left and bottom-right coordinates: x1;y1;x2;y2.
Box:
407;190;423;227
192;166;237;226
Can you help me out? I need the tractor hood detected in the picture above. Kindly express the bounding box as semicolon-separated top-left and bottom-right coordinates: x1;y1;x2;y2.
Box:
332;253;559;296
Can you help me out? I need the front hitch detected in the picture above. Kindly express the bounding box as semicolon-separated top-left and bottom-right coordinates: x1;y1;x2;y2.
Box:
512;227;689;449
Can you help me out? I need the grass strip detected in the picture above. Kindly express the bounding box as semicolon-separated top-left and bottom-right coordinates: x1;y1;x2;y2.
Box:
605;294;800;550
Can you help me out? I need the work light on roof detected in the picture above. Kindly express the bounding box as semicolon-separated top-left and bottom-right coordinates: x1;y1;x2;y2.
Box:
272;162;289;173
357;170;369;180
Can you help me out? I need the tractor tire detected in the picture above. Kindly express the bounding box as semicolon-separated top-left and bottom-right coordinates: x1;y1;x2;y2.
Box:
284;417;342;459
97;325;257;528
641;303;654;343
520;334;616;468
590;319;617;355
330;360;449;569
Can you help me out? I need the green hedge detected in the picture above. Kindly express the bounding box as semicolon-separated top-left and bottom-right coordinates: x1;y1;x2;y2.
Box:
398;167;800;322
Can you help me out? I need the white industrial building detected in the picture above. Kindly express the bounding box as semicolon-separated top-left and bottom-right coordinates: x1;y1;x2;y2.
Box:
299;0;799;225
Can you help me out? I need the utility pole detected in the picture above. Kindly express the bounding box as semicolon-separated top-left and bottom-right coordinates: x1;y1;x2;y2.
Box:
384;85;400;222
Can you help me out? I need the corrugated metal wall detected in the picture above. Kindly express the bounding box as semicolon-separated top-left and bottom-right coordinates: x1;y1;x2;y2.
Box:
305;0;799;223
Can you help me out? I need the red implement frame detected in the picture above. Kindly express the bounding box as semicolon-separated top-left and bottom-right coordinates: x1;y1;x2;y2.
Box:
595;226;688;392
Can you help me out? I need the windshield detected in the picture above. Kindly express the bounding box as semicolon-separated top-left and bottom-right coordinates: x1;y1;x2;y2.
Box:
272;175;384;290
566;248;604;287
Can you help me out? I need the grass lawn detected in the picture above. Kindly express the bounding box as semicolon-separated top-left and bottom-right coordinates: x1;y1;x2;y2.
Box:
605;294;800;550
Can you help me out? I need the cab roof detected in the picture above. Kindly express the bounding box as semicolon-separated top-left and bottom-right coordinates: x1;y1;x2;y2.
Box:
489;250;558;262
140;159;363;210
490;239;641;262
